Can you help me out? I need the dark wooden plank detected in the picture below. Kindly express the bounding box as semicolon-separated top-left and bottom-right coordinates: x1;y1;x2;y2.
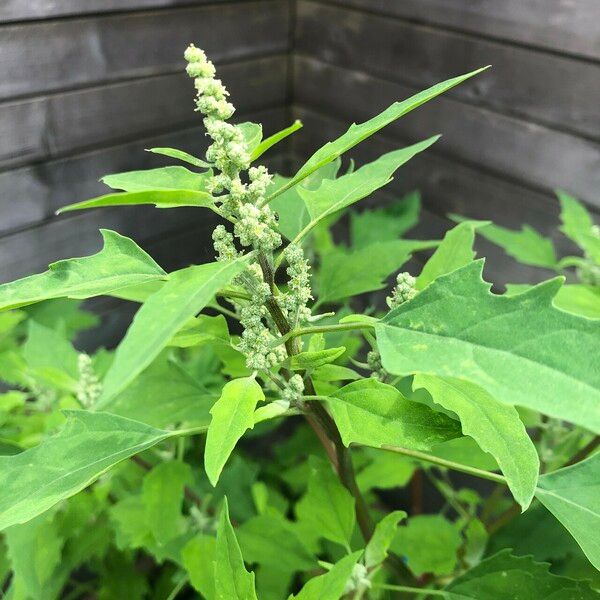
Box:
291;106;587;286
0;0;231;22
293;57;600;208
0;149;288;282
0;55;287;169
0;1;289;100
321;0;600;61
296;2;600;139
0;106;288;235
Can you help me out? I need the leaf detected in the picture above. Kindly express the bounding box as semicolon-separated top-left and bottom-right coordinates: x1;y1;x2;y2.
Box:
296;138;440;242
535;452;600;570
215;498;258;600
270;161;341;241
237;513;316;573
276;67;488;198
289;551;362;600
167;313;229;348
238;122;263;155
182;535;217;600
392;515;462;576
317;239;438;305
356;448;415;491
295;457;355;550
106;358;216;428
0;230;166;312
445;550;598;599
417;220;488;290
58;166;217;213
97;257;247;404
376;260;600;432
0;410;184;531
327;379;461;451
142;461;192;544
204;377;265;487
146;147;212;168
289;346;346;370
250;120;303;161
459;217;559;269
350;191;420;249
413;374;539;509
365;510;406;569
506;283;600;319
557;190;600;263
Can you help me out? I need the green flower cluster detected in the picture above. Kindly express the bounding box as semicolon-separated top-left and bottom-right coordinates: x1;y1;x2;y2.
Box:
386;272;417;309
185;44;313;370
75;353;103;408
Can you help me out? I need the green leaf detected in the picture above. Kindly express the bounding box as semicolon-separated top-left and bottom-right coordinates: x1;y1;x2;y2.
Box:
365;510;406;569
215;498;258;600
417;220;487;290
182;535;217;600
350;191;420;249
376;260;600;432
356;448;415;491
0;411;184;531
238;122;263;155
142;461;192;544
146;147;211;168
250;120;303;161
0;230;166;312
97;257;247;404
205;377;265;487
392;515;462;576
167;313;229;348
107;357;216;428
289;551;362;600
295;457;355;550
535;452;600;570
269;161;341;241
413;374;539;509
296;138;440;242
327;379;461;451
506;283;600;319
277;67;488;198
237;513;316;573
317;239;438;305
458;217;559;269
557;190;600;263
445;550;598;599
290;346;346;370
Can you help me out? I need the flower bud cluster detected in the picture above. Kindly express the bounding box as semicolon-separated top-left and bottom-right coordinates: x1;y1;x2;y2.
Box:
212;225;239;262
386;272;417;309
277;244;312;326
281;374;305;404
367;350;385;381
237;282;287;370
75;353;103;408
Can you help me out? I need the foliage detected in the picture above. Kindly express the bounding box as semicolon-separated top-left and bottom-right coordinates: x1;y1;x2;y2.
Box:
0;46;597;599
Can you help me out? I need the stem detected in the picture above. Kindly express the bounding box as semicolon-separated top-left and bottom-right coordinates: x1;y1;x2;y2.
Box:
378;444;507;485
275;322;374;347
562;435;599;468
372;583;447;597
217;288;251;301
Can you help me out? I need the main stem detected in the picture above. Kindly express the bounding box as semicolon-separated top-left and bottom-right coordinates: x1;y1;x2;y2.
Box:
257;253;415;586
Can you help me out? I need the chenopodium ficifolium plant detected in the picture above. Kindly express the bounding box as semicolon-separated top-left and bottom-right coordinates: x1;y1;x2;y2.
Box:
0;45;598;600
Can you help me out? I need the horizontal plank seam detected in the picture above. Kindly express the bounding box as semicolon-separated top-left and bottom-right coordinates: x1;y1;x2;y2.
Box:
0;0;287;28
306;0;600;66
294;53;600;144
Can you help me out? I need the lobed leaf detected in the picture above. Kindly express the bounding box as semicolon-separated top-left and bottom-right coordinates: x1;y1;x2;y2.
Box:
275;66;489;198
146;147;212;168
365;510;406;569
98;257;248;404
413;374;539;509
557;190;600;263
215;498;258;600
376;261;600;432
0;230;166;312
327;379;461;451
535;452;600;570
205;377;265;487
0;411;184;531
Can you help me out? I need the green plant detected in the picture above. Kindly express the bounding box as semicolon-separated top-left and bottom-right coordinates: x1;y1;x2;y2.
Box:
0;47;598;599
